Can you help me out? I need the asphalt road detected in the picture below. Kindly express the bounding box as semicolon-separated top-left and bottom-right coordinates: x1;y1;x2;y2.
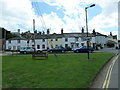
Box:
89;48;119;89
101;48;119;89
98;48;119;54
108;56;118;88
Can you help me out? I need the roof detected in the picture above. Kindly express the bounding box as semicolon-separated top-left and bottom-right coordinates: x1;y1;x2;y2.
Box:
108;40;117;44
7;32;108;40
63;33;94;37
8;36;27;40
35;33;95;39
95;32;107;37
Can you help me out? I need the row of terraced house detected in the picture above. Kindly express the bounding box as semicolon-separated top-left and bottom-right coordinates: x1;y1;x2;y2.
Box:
5;29;118;51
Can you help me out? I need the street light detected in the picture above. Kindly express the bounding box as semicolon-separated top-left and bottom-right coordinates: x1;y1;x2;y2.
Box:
85;4;95;37
33;19;36;52
85;4;95;59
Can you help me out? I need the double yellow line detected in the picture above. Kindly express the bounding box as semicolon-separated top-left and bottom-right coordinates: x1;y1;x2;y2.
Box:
102;54;118;89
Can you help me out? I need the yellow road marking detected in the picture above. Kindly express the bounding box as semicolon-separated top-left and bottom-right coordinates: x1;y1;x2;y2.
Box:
102;55;118;89
102;63;113;88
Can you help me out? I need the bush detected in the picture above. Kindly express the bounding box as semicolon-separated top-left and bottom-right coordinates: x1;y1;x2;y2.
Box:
107;42;115;47
66;46;72;51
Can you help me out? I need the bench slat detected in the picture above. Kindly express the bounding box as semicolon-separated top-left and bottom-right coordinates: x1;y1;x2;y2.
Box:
32;53;48;59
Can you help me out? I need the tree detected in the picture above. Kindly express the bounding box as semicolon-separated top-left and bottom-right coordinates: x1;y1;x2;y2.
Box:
107;42;115;47
1;27;18;40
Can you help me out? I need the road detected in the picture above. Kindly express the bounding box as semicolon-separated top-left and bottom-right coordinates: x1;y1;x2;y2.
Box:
98;48;119;54
89;48;119;89
101;48;119;89
108;55;118;88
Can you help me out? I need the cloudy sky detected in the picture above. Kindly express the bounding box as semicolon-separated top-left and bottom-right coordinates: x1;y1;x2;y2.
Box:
1;0;119;38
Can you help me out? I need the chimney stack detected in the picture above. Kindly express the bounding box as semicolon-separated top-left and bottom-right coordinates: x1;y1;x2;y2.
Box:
39;31;41;35
82;27;84;33
92;29;96;35
18;29;20;37
47;29;50;34
61;28;63;34
110;32;112;36
43;31;45;35
18;29;20;34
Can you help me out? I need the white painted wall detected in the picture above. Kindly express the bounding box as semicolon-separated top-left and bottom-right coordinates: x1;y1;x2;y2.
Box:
95;36;108;47
35;39;47;50
6;34;111;50
6;40;27;50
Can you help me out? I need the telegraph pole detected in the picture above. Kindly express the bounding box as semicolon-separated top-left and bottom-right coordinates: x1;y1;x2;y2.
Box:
33;19;36;52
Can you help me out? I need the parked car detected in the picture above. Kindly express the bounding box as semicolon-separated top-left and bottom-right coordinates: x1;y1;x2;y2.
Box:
20;47;34;54
72;46;83;51
36;49;43;53
74;46;94;53
20;47;43;54
47;46;66;53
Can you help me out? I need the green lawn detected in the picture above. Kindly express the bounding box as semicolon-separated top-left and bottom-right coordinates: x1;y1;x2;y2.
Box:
2;53;114;88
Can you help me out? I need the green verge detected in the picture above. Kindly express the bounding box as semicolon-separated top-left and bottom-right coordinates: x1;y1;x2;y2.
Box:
2;53;115;88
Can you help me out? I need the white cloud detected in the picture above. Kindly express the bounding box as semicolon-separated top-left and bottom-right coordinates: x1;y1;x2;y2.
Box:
39;0;118;35
41;12;65;33
0;0;36;32
0;0;119;37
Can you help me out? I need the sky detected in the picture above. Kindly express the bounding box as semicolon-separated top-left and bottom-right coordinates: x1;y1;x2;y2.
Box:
0;0;119;39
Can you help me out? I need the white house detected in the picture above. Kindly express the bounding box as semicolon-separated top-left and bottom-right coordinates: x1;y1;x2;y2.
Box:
6;29;118;51
6;36;28;50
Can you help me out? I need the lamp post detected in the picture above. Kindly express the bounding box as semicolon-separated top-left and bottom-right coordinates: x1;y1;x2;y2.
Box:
85;4;95;59
85;4;95;37
33;19;36;52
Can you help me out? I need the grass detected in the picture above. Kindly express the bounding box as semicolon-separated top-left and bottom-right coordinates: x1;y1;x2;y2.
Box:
2;53;115;88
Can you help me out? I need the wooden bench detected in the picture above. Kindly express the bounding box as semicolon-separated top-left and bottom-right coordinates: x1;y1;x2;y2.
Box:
32;52;48;60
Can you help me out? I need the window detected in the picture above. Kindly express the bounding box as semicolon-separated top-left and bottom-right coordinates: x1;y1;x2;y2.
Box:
27;40;29;44
65;38;68;42
81;43;84;46
17;40;20;43
42;44;45;49
65;44;68;48
43;39;45;42
13;46;16;50
17;46;20;50
75;37;79;41
55;39;58;41
37;45;40;49
81;37;92;41
76;43;79;47
8;40;11;43
55;45;58;48
8;46;11;50
71;44;74;48
32;45;34;48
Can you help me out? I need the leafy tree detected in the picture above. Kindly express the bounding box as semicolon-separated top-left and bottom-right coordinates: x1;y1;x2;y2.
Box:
107;42;115;47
